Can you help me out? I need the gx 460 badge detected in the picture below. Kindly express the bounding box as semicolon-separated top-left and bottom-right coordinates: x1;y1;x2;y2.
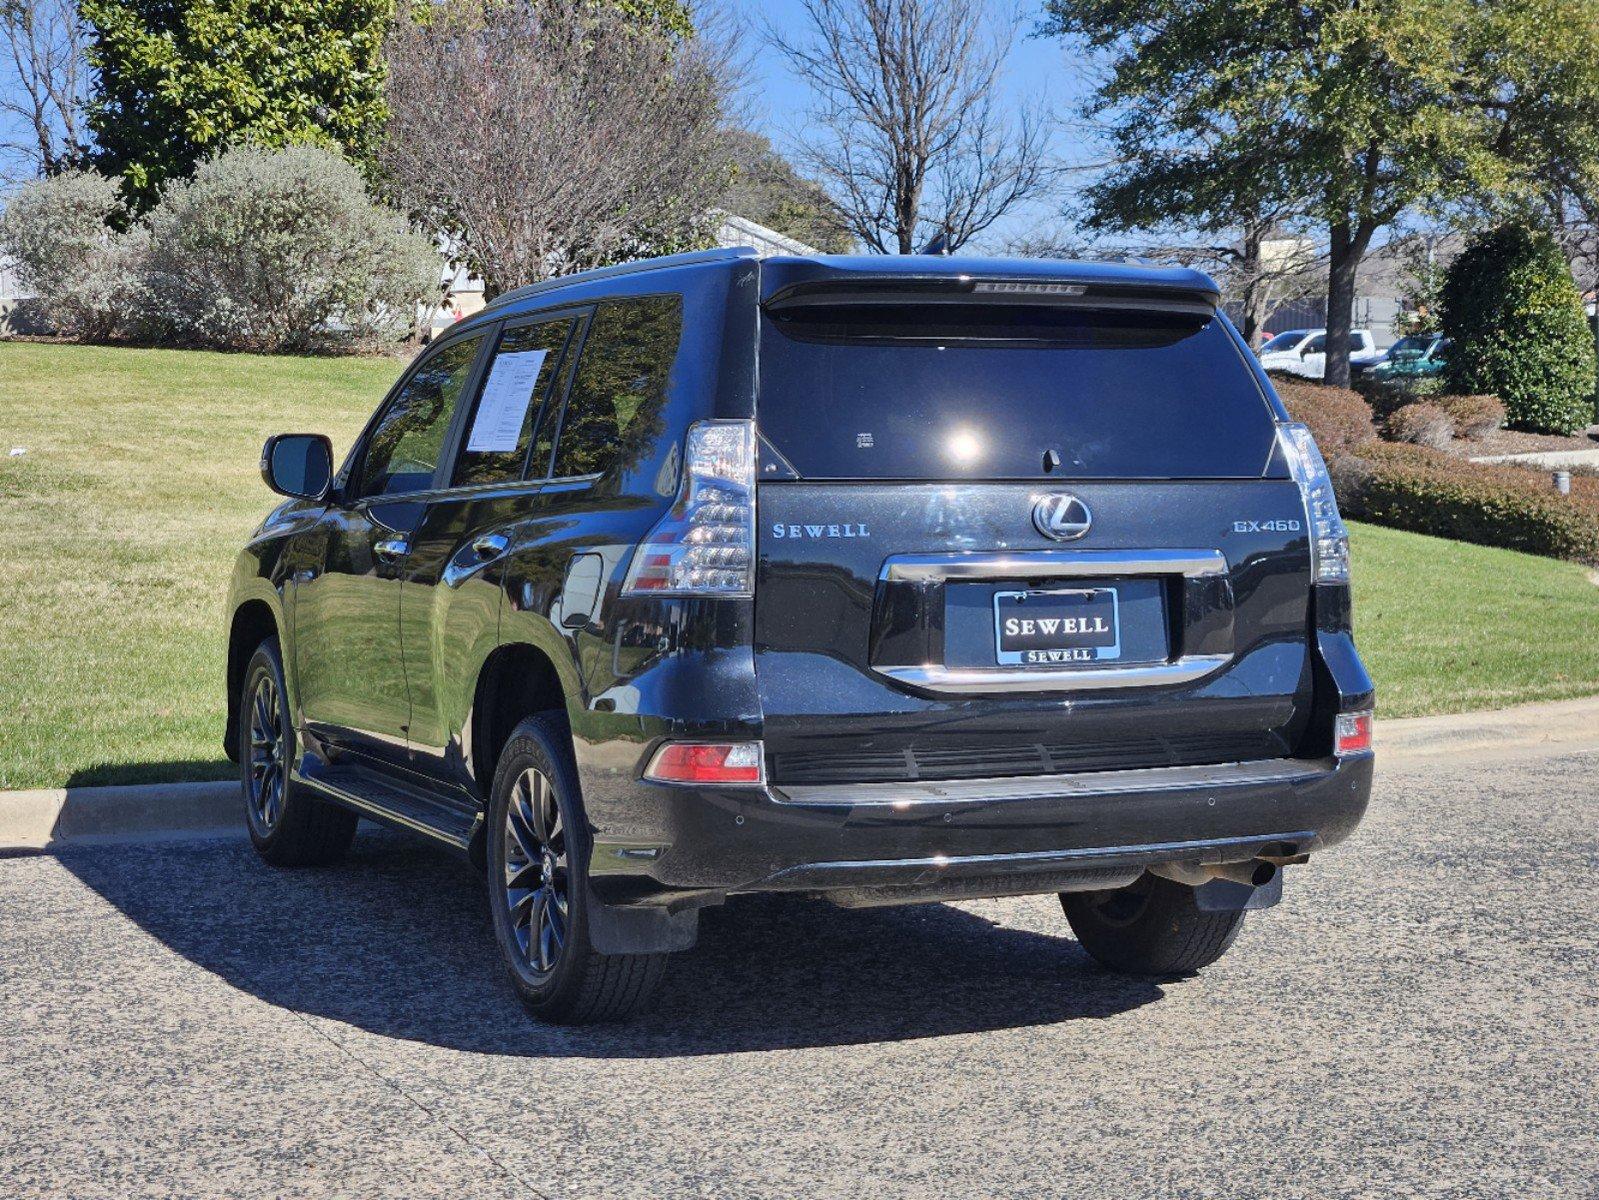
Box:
1232;518;1303;533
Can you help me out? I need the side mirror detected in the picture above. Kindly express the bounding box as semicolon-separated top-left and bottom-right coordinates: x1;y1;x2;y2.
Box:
261;433;334;501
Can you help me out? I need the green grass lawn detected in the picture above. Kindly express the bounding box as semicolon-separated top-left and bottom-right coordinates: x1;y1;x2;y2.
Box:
0;342;397;789
1348;521;1599;717
1;342;1596;789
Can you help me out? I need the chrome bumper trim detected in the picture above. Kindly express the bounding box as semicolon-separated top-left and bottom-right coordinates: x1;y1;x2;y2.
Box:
881;547;1227;583
762;829;1318;882
773;755;1328;808
875;653;1231;695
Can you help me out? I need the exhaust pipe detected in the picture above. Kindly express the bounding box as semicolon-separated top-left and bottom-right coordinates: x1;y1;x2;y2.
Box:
1206;860;1279;888
1151;858;1283;911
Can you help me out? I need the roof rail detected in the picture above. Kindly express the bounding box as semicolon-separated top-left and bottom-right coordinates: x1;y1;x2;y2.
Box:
482;246;758;313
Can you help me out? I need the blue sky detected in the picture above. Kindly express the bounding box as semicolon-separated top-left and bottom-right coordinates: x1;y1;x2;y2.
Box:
730;0;1100;251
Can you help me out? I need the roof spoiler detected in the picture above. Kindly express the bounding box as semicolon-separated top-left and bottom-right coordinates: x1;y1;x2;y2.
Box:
762;275;1219;320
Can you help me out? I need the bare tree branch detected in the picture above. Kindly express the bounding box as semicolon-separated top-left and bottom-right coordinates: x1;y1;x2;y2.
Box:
0;0;85;182
769;0;1055;254
379;0;740;298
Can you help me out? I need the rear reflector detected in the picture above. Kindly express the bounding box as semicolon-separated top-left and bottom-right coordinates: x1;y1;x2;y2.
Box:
1334;711;1374;756
644;742;765;785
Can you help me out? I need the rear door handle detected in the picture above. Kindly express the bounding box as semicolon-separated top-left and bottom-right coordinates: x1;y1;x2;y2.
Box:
471;533;510;560
373;537;410;562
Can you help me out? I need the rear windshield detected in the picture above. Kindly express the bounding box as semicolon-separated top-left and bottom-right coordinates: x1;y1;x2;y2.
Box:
756;303;1279;481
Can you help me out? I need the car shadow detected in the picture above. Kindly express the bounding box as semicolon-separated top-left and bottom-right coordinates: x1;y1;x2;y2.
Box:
57;827;1167;1058
65;759;232;788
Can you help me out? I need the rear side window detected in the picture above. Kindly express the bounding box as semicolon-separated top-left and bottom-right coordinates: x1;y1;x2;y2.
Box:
551;295;682;479
452;315;576;487
757;304;1278;480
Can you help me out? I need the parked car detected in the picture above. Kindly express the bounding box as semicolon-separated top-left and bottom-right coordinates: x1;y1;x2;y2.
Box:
1364;332;1449;383
1257;327;1385;379
227;249;1375;1024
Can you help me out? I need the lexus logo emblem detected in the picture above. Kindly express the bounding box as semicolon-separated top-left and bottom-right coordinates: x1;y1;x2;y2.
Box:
1033;493;1092;541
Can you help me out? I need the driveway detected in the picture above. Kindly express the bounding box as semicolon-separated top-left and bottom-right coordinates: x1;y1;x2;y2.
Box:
2;743;1596;1199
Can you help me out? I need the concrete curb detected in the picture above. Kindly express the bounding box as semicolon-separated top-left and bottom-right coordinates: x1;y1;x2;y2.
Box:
1376;695;1599;762
3;695;1598;853
0;780;237;855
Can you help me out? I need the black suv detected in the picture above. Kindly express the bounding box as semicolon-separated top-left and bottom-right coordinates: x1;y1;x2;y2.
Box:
226;249;1374;1023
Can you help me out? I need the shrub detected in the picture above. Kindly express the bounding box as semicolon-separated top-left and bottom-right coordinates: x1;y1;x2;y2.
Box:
1355;370;1444;417
1341;442;1599;562
1440;225;1597;435
1268;376;1377;456
0;170;144;340
1433;393;1504;440
1385;403;1454;449
143;144;440;352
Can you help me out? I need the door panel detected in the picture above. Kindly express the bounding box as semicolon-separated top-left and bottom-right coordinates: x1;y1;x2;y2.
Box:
291;333;487;773
399;486;531;793
400;314;579;792
294;499;421;768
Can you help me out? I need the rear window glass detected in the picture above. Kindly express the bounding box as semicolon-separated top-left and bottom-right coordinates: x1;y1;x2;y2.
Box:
758;304;1278;480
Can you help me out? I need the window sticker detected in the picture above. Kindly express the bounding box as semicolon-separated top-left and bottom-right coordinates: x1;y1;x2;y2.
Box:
465;349;549;453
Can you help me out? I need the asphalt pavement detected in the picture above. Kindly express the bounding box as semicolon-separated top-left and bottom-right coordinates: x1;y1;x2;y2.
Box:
2;743;1596;1199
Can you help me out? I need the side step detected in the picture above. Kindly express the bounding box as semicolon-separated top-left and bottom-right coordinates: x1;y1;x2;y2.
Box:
294;759;478;851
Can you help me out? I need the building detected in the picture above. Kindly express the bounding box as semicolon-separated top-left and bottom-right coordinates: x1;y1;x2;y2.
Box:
712;211;818;258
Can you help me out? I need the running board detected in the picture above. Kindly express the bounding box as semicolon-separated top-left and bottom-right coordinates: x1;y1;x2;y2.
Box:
293;761;477;851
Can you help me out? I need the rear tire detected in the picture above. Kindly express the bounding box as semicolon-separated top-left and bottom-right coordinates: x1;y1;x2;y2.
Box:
238;636;358;867
1061;873;1245;976
486;712;667;1024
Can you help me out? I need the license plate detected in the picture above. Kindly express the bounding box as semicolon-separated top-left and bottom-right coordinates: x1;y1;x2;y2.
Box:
993;588;1121;666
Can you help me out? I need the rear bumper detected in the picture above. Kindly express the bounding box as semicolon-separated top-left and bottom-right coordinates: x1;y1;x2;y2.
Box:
586;751;1373;907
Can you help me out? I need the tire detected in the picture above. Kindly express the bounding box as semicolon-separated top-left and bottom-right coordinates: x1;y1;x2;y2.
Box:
238;636;358;867
1060;873;1245;976
486;712;667;1024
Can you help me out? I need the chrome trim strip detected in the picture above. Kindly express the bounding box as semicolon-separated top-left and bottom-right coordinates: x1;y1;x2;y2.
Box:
875;654;1231;694
774;756;1328;808
881;547;1227;583
764;830;1318;880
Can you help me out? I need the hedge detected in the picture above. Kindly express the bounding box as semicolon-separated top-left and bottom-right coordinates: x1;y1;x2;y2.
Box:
1269;375;1377;455
1344;443;1599;562
1432;393;1504;439
1385;403;1454;448
1355;371;1444;417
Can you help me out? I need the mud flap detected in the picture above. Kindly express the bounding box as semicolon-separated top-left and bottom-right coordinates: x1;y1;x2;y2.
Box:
585;886;701;953
1193;870;1284;912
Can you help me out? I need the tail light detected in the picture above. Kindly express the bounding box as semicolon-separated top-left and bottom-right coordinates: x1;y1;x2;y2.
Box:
644;742;765;785
622;420;755;597
1334;711;1373;756
1277;422;1350;584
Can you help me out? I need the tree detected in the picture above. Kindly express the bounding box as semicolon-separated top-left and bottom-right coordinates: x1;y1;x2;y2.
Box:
81;0;391;211
1042;0;1599;387
380;0;737;297
0;0;85;180
1069;104;1324;343
1218;226;1325;345
769;0;1053;254
1440;225;1596;435
1006;220;1323;344
720;130;853;253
